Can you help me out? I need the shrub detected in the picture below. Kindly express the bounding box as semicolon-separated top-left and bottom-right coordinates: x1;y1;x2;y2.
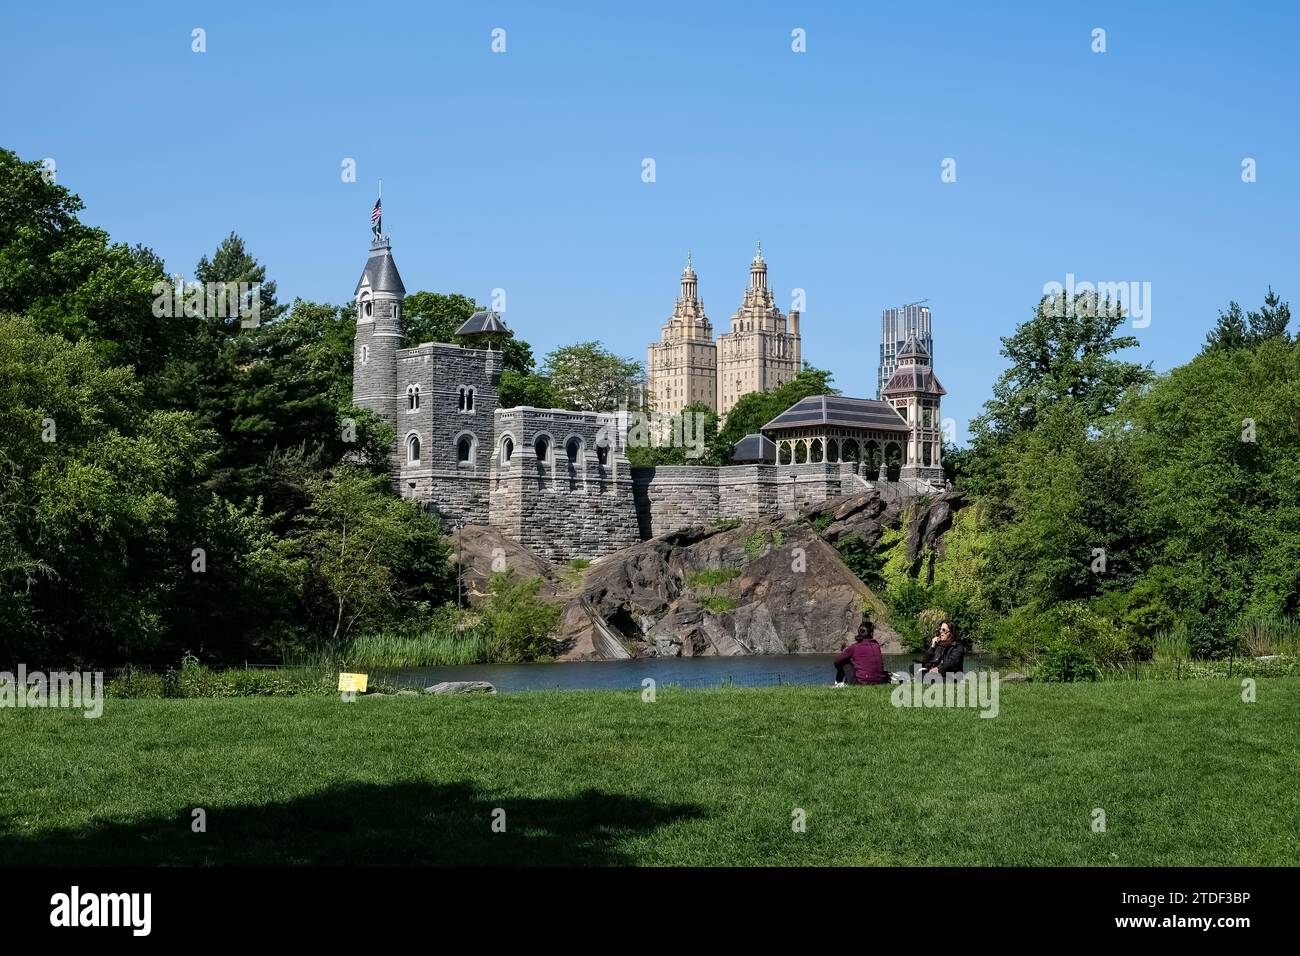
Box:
744;532;765;561
479;572;561;663
836;537;886;592
105;668;166;699
687;568;739;589
699;595;738;613
1235;616;1300;657
1035;644;1101;682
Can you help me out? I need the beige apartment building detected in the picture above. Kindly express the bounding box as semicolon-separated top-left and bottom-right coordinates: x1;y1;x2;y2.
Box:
646;253;717;416
647;244;801;419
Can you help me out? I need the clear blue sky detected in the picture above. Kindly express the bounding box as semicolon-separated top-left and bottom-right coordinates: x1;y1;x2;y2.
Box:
3;1;1297;437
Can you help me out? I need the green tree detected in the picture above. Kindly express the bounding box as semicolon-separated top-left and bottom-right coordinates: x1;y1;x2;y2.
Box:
972;292;1151;442
542;341;645;411
705;365;836;464
281;468;453;644
0;314;218;663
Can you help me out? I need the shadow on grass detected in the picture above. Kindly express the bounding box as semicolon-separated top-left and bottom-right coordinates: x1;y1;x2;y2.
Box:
0;780;706;866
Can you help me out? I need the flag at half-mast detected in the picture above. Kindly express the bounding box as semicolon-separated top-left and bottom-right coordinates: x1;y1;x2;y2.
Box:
371;197;382;238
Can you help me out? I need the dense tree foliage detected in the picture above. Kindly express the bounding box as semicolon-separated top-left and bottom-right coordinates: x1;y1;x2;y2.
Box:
892;286;1298;670
0;149;455;667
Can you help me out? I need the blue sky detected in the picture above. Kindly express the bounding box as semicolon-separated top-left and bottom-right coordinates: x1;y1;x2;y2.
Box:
3;1;1297;437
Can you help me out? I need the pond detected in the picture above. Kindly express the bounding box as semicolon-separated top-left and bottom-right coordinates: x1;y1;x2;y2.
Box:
382;653;1000;694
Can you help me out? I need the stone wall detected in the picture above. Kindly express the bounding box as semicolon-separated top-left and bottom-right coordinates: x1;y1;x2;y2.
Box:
632;461;871;539
489;407;641;562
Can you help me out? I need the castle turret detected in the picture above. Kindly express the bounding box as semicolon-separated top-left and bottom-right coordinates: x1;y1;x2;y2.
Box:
881;336;945;483
353;232;406;469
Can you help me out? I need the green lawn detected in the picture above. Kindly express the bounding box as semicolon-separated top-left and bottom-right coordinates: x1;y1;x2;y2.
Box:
2;679;1297;865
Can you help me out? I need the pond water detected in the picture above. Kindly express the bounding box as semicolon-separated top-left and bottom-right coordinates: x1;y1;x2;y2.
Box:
382;653;1000;694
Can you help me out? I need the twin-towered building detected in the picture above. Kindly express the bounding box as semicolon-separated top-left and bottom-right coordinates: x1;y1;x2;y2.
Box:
647;244;801;418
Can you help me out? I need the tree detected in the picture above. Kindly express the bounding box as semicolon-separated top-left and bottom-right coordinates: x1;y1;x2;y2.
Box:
498;368;557;410
0;149;184;378
626;401;719;466
1202;301;1250;354
1204;288;1292;353
541;341;645;412
705;365;836;464
972;292;1151;442
402;290;536;375
281;468;453;644
0;314;219;664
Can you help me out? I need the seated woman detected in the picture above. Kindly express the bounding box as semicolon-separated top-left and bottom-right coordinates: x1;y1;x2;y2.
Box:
919;620;964;676
832;619;889;686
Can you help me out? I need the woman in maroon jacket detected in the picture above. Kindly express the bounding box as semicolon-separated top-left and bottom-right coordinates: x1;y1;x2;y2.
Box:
832;619;888;686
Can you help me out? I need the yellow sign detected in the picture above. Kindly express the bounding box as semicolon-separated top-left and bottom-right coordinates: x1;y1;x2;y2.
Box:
338;672;368;693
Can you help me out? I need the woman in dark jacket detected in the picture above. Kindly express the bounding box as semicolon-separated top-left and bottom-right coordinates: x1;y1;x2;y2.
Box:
920;620;965;676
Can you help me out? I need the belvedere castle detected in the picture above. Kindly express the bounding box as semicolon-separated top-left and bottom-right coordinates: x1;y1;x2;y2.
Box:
352;233;947;562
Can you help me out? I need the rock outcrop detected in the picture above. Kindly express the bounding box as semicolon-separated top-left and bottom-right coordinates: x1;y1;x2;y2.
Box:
447;488;968;662
552;516;898;660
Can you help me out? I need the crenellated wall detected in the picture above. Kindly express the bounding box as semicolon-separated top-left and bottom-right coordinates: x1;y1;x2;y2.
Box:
631;462;870;540
488;407;641;562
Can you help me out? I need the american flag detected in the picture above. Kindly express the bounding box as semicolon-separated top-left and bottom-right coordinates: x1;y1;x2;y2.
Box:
371;197;382;234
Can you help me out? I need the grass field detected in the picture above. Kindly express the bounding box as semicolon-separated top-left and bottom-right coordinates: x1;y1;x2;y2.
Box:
2;679;1297;866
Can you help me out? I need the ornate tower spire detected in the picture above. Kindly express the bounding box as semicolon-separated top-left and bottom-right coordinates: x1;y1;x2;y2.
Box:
680;251;698;304
749;240;767;293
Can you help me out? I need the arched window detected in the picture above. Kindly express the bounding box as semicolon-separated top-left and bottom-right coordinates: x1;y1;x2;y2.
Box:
534;434;551;466
407;385;420;411
457;434;474;464
595;440;610;466
501;435;514;463
464;387;475;412
360;345;370;365
457;388;466;412
362;297;373;318
407;434;421;463
565;436;583;466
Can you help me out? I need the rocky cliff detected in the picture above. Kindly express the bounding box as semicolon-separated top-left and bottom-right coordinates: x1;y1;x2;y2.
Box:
449;488;966;661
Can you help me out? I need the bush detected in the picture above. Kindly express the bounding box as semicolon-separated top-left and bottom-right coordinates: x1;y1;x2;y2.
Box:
700;595;738;613
1035;644;1101;682
166;659;338;698
479;572;561;663
105;668;166;699
687;568;739;589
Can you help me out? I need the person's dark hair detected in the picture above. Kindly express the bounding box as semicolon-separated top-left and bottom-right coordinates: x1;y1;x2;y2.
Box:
857;619;875;641
938;619;958;643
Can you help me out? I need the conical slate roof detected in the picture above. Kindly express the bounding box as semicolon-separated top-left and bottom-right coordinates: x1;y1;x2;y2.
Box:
731;433;777;464
896;335;929;362
456;310;513;337
881;364;946;396
355;238;405;296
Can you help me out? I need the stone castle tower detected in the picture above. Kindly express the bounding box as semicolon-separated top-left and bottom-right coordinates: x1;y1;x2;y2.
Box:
353;236;407;473
646;253;717;417
352;232;505;519
715;243;801;416
880;336;945;482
